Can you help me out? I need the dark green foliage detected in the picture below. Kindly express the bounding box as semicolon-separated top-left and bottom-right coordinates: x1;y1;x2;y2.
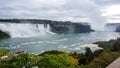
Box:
78;47;102;65
94;38;120;50
95;38;120;51
78;54;87;65
85;47;92;57
78;51;120;68
40;50;65;56
82;51;120;68
85;47;93;64
92;49;103;57
0;30;10;40
113;40;120;51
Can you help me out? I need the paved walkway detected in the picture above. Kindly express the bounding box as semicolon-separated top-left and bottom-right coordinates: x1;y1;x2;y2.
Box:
106;57;120;68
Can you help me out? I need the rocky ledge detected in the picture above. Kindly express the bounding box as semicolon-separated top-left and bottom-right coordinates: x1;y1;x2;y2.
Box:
0;30;10;40
50;21;94;33
115;26;120;32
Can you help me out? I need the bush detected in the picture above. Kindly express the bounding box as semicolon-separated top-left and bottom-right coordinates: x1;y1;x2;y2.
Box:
38;53;78;68
113;40;120;51
81;51;120;68
0;53;40;68
0;46;10;57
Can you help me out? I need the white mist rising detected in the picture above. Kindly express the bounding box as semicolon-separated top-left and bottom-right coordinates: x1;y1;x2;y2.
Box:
87;2;107;31
90;17;106;31
63;0;107;31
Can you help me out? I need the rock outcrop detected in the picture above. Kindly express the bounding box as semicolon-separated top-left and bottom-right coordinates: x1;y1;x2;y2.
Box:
115;26;120;32
106;23;120;32
0;30;10;40
50;21;94;33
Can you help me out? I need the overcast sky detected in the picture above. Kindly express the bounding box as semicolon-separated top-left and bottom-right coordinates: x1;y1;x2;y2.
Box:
0;0;120;24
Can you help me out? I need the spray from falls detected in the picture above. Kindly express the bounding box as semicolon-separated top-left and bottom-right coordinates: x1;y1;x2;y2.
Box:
0;23;55;38
86;2;107;31
89;14;107;31
62;0;107;31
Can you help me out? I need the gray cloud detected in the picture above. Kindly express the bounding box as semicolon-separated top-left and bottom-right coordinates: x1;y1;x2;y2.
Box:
93;0;120;6
0;0;120;30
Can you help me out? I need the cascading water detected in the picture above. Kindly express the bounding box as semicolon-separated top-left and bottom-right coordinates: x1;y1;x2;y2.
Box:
0;22;120;54
0;23;55;38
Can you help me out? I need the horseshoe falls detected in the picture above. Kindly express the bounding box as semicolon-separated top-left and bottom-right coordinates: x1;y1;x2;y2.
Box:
0;22;120;54
0;23;55;38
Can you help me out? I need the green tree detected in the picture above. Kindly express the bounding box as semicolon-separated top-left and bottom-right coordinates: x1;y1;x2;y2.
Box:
113;41;120;51
2;53;40;68
38;53;78;68
0;46;10;57
85;47;93;64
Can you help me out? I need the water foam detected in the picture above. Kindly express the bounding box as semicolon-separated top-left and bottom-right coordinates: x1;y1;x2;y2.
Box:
0;23;55;38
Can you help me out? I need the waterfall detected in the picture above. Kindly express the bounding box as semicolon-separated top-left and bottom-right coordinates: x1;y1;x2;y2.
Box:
0;23;55;38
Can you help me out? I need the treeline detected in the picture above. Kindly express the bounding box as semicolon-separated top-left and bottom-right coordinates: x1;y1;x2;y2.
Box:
0;38;120;68
0;19;89;24
94;38;120;51
0;19;69;24
0;19;51;24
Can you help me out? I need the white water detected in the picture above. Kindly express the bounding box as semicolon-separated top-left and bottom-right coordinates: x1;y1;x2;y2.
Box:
0;23;120;54
0;23;55;38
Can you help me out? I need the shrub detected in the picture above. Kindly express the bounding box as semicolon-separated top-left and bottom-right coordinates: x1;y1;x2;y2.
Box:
38;53;78;68
113;40;120;51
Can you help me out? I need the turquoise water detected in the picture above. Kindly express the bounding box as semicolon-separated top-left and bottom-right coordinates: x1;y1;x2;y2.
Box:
0;31;120;54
